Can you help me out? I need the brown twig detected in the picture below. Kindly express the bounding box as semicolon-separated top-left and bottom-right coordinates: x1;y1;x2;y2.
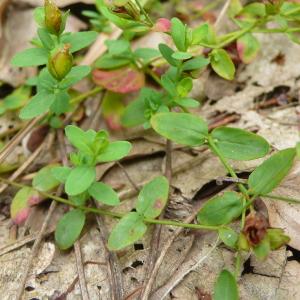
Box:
94;213;124;300
0;132;54;194
15;197;58;299
0;228;54;257
0;115;44;164
117;161;140;193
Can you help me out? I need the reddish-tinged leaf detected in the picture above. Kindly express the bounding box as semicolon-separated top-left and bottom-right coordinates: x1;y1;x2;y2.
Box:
153;18;171;32
93;67;145;94
237;33;260;64
13;207;31;225
10;187;41;225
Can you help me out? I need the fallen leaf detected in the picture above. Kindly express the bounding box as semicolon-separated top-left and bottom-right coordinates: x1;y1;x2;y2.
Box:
93;67;145;94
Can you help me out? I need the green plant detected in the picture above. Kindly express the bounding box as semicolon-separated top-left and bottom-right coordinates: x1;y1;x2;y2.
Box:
7;0;300;298
11;0;97;124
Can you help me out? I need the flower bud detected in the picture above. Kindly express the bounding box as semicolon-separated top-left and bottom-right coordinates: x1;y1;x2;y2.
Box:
267;228;290;250
153;18;171;33
45;0;62;35
48;44;73;80
238;233;250;251
112;0;140;20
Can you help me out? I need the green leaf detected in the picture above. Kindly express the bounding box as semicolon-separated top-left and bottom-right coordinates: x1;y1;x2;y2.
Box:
55;209;86;250
61;31;98;53
51;90;70;115
237;33;260;64
210;49;235;80
19;93;55;120
175;98;200;108
197;192;243;226
182;56;210;71
10;187;40;225
134;48;161;63
192;23;216;45
3;85;31;111
161;74;176;96
96;141;132;162
37;28;55;50
65;125;93;155
34;7;45;27
177;77;193;97
211;127;269;161
108;212;147;250
172;51;193;60
151;112;208;146
121;97;146;127
213;270;238;300
33;165;60;192
88;182;120;206
59;66;91;89
253;237;270;260
65;166;96;196
158;43;179;67
106;39;131;56
95;54;131;69
219;227;238;249
248;148;296;195
136;176;169;218
11;48;49;67
171;18;187;51
51;166;71;183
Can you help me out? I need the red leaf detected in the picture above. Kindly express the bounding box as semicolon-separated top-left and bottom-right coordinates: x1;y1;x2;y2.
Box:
13;207;31;225
93;67;145;94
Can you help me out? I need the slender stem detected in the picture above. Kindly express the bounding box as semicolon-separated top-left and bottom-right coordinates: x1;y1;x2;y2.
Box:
235;252;242;279
70;86;102;105
207;136;248;196
261;193;300;204
0;177;219;231
135;0;154;26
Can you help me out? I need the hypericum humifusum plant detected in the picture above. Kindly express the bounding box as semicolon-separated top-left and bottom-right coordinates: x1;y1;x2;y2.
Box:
11;0;97;126
6;1;300;299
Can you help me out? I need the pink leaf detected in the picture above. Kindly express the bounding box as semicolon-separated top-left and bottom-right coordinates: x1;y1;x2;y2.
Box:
93;67;145;94
153;18;171;33
13;207;31;225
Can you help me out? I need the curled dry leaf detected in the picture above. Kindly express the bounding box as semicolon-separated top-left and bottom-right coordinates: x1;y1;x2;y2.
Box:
93;67;145;93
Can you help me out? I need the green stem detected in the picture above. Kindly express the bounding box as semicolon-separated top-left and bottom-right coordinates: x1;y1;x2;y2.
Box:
235;252;242;279
207;136;248;196
70;86;102;105
0;177;219;231
135;0;154;26
208;136;249;228
261;193;300;204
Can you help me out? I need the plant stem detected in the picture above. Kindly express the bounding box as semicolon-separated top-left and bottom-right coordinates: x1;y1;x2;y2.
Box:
70;86;102;105
261;193;300;204
135;0;154;26
0;177;220;231
207;136;248;196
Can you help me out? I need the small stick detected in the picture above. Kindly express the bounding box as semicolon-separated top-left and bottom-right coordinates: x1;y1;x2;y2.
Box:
0;115;44;164
15;199;58;299
0;228;55;257
117;162;140;193
0;132;54;194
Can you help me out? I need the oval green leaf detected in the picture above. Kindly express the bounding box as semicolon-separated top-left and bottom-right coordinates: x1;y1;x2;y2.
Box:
55;209;86;250
65;166;96;196
210;49;235;80
248;148;296;195
197;192;243;226
136;176;169;219
51;166;72;183
151;112;208;146
108;212;147;251
211;127;269;161
213;270;238;300
219;227;238;249
33;165;60;192
11;48;48;67
96;141;132;163
88;182;120;206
